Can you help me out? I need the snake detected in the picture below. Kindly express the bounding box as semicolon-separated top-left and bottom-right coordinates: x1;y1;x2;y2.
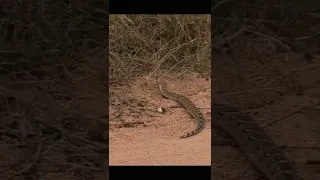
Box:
158;79;205;138
213;103;296;180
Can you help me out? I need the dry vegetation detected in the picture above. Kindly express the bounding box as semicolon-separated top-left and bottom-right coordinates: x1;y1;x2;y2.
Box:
109;15;211;86
212;0;320;56
0;1;108;180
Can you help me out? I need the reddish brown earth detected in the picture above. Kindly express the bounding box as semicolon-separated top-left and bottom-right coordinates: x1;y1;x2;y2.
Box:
109;74;211;165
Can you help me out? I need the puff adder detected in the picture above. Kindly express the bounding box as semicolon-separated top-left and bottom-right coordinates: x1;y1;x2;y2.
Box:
213;103;296;180
159;79;205;138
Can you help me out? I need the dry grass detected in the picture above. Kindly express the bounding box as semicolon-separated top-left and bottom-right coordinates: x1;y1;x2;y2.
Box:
109;15;211;86
0;1;108;179
212;0;320;57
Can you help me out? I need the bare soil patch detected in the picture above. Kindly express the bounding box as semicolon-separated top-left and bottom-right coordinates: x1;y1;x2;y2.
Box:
109;75;211;165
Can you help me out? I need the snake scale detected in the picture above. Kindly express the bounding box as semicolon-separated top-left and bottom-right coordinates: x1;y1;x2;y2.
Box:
213;103;296;180
159;79;205;138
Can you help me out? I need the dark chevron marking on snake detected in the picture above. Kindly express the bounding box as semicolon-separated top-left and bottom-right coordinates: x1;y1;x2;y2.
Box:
213;103;296;180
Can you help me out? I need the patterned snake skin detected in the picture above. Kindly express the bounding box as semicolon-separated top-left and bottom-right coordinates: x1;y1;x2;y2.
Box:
159;79;205;138
213;103;296;180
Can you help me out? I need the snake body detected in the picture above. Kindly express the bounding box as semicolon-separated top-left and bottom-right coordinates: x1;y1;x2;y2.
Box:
213;103;296;180
159;80;205;138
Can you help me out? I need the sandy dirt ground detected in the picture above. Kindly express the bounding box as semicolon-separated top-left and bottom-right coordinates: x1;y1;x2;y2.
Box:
212;52;320;180
109;74;211;165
